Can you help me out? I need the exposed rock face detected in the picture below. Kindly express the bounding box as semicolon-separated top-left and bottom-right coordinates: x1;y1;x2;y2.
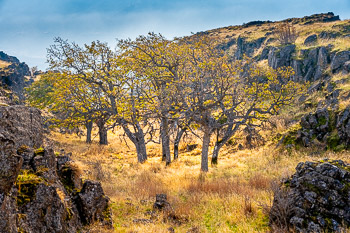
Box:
0;105;43;152
336;106;350;146
268;44;296;69
270;159;350;233
331;51;350;73
0;51;31;101
234;36;266;60
214;13;349;83
0;105;113;233
286;106;350;151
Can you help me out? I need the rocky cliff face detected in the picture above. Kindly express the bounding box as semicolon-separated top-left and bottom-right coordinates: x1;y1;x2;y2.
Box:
0;105;113;233
0;51;32;103
205;12;349;85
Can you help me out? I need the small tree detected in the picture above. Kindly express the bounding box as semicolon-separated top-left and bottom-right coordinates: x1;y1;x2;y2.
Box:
275;23;298;45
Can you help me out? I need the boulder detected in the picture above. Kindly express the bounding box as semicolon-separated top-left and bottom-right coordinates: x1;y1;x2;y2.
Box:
0;105;43;153
270;159;350;232
331;51;350;73
74;180;112;226
18;183;81;233
153;193;172;211
304;34;317;45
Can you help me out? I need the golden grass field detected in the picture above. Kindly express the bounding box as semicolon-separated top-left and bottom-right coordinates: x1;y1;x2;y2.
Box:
50;123;350;233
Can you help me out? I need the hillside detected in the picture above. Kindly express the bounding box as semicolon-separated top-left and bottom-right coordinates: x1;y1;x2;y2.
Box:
2;12;350;233
46;13;350;233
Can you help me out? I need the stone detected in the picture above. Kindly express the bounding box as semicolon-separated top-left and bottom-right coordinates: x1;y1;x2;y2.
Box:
319;31;339;39
270;159;350;232
331;51;350;73
0;105;44;153
75;180;112;226
304;34;318;45
0;154;23;195
18;183;81;233
153;193;172;212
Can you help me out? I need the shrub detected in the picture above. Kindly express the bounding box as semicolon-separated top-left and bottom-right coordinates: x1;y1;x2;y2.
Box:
275;23;298;45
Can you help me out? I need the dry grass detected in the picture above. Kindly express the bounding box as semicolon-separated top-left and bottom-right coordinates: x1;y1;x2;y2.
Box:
48;126;350;233
0;60;11;68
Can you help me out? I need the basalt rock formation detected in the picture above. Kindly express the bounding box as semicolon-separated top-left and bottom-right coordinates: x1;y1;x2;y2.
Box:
0;105;113;233
282;105;350;151
270;159;350;232
0;51;32;103
202;12;349;85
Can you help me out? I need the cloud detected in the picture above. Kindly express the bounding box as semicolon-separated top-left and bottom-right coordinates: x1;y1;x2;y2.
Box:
0;0;349;69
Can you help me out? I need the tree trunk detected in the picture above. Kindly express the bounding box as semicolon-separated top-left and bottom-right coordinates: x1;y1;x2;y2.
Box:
85;121;93;144
211;122;242;165
120;121;148;163
174;127;186;160
97;120;108;145
161;142;166;161
161;116;171;165
201;129;211;172
211;143;222;165
135;135;147;163
136;124;147;162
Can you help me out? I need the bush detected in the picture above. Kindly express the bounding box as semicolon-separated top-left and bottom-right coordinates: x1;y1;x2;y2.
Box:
275;23;298;45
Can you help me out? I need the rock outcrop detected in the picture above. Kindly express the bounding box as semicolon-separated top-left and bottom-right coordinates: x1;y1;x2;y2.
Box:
270;159;350;232
284;106;350;151
0;105;113;233
209;13;349;84
0;51;31;102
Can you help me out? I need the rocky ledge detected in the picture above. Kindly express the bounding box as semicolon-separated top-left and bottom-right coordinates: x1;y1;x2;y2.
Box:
0;105;113;232
270;159;350;232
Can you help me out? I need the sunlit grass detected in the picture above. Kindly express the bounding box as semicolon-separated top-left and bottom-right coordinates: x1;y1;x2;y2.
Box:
50;124;350;233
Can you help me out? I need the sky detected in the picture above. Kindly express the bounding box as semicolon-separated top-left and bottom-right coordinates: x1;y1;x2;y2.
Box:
1;0;350;70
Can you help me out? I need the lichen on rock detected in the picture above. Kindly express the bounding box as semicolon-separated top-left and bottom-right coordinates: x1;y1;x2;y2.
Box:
0;105;113;233
270;159;350;232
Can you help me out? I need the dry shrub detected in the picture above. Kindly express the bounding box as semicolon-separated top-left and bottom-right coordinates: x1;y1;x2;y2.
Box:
260;182;296;233
248;173;272;190
149;163;162;173
268;115;288;132
131;170;167;199
90;160;110;181
275;23;298;45
169;194;202;219
187;177;250;196
243;196;255;217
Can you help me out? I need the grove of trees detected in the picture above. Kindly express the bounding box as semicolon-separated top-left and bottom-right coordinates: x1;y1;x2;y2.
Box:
26;33;305;172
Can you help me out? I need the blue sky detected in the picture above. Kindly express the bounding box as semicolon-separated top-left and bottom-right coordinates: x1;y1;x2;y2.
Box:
1;0;349;70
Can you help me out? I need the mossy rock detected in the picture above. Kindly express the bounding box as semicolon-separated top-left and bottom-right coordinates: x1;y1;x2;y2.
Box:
326;131;341;151
17;145;30;154
281;123;302;146
16;170;43;206
58;162;82;194
34;147;45;156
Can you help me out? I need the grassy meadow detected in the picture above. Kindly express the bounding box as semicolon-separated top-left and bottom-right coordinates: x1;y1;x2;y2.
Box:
50;123;350;233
